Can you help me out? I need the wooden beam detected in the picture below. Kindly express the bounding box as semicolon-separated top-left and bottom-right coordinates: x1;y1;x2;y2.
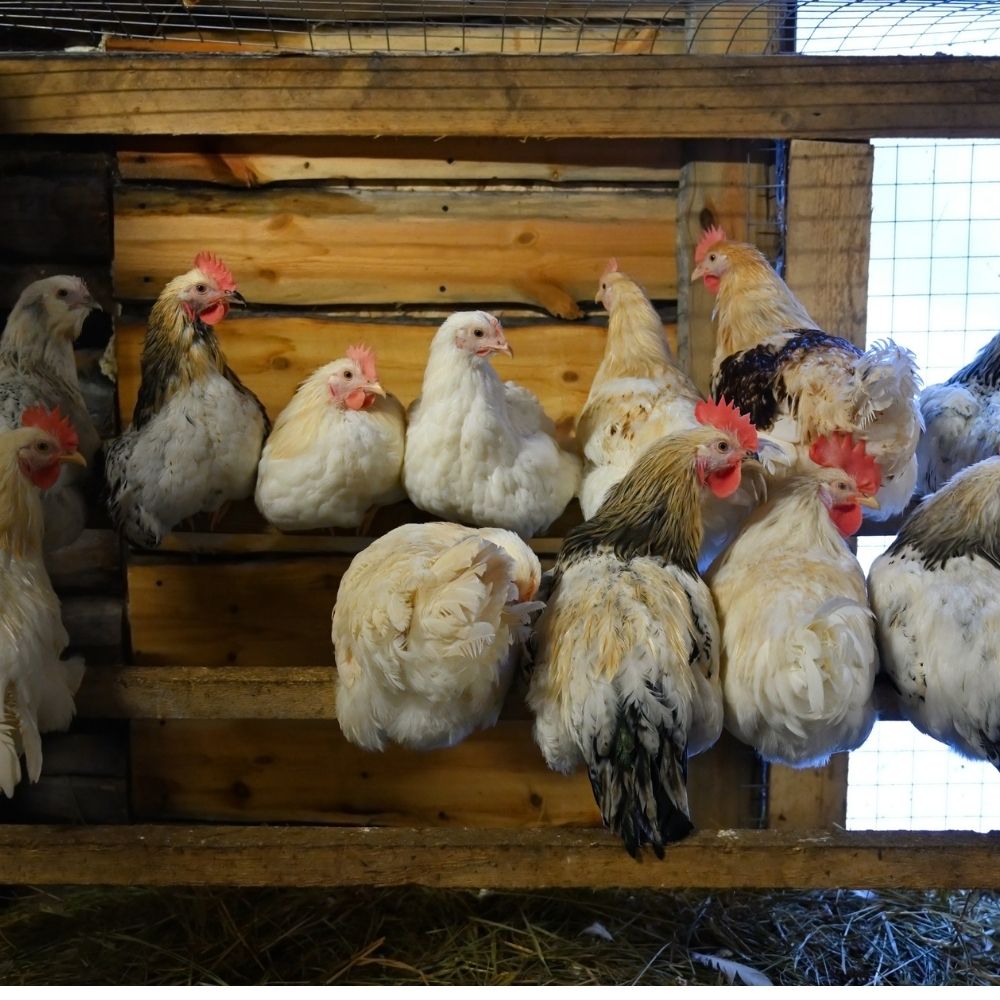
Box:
2;55;1000;139
0;825;995;888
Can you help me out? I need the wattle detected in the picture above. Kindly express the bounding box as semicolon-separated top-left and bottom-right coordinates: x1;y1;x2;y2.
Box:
344;388;368;411
29;463;60;491
199;301;229;326
830;502;863;538
706;463;741;499
704;274;721;295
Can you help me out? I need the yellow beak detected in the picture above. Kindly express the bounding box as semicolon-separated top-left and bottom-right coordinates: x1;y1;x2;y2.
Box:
690;263;706;283
858;494;880;510
59;451;87;467
366;382;387;398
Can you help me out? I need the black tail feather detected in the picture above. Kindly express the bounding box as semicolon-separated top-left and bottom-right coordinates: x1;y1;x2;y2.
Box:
588;700;693;859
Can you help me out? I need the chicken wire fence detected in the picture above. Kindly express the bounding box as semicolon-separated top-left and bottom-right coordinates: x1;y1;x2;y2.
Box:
851;135;1000;833
2;1;1000;55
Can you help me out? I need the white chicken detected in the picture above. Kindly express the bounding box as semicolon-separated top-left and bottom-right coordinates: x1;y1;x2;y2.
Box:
868;455;1000;770
0;407;87;796
707;433;881;767
916;330;1000;495
528;399;760;857
332;521;543;751
0;275;101;549
403;311;580;539
255;345;406;532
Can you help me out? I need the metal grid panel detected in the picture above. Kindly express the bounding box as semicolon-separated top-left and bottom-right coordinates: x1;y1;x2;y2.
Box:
1;1;999;55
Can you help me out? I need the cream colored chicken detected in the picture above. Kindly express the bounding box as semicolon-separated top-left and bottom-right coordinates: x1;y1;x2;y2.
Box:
403;311;580;539
0;407;86;797
333;521;543;751
707;434;881;767
577;260;703;517
256;346;406;532
580;261;765;568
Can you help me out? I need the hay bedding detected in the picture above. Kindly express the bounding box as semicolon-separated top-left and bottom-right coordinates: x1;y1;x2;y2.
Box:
0;886;996;985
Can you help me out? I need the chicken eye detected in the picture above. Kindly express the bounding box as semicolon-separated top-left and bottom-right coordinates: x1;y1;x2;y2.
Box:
36;442;50;453
709;253;717;262
473;329;484;338
56;289;68;298
344;370;353;380
716;440;730;453
196;283;207;294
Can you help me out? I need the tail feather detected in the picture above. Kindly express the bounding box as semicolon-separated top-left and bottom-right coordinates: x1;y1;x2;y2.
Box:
586;692;693;858
853;339;922;427
0;721;20;798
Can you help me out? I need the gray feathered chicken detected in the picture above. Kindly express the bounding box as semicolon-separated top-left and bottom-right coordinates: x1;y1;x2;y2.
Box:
0;275;100;550
104;252;269;548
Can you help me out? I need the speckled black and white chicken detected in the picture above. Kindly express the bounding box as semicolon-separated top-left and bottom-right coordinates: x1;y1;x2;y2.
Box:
868;454;1000;771
0;275;101;549
104;253;269;548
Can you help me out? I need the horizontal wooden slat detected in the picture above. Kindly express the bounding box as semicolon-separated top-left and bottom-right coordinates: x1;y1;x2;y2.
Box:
115;315;677;431
113;185;675;315
129;719;757;831
78;665;337;721
0;825;995;888
127;558;339;666
117;137;685;186
3;54;1000;139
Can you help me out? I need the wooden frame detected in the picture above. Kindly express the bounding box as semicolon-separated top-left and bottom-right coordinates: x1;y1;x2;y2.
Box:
0;54;999;139
3;45;998;885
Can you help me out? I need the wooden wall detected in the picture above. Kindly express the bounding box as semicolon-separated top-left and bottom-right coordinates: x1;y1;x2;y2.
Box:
109;134;776;833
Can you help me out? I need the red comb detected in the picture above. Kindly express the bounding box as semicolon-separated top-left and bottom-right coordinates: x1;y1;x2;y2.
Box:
21;405;79;454
193;251;237;292
346;344;378;382
809;433;882;494
694;226;728;265
601;258;620;278
695;397;758;451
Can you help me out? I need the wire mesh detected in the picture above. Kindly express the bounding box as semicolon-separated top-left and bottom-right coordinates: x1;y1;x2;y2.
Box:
848;134;1000;833
1;1;999;56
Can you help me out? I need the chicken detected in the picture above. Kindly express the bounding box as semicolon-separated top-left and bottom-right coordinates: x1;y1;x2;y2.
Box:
0;407;87;796
403;310;580;539
707;433;880;768
915;330;1000;495
581;260;765;569
0;275;101;550
577;260;702;517
255;345;406;532
332;521;543;751
104;252;270;548
868;454;1000;770
692;226;922;518
528;399;759;857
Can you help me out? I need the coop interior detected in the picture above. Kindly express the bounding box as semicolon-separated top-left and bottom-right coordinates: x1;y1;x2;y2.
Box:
0;0;998;888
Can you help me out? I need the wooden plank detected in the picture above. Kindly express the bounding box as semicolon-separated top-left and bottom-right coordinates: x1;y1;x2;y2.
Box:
105;24;687;56
767;756;849;831
113;185;675;316
128;558;339;666
131;718;601;828
115;315;677;432
0;825;996;888
3;54;1000;139
130;718;755;832
677;148;776;394
117;137;683;186
785;139;874;347
62;595;123;651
